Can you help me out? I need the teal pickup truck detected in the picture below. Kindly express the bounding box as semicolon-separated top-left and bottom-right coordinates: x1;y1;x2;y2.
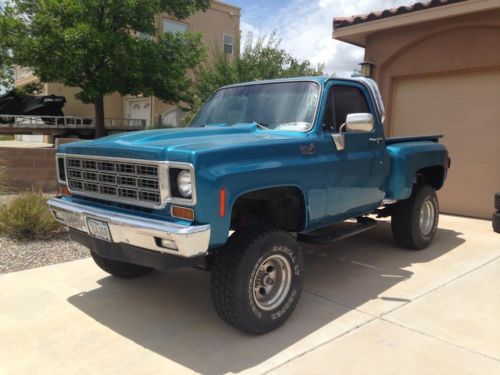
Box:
48;77;450;334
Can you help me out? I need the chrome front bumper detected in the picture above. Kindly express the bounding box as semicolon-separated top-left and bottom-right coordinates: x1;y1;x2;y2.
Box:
47;198;210;258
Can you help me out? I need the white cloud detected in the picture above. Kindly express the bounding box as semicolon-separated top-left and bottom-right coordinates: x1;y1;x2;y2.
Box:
239;0;414;77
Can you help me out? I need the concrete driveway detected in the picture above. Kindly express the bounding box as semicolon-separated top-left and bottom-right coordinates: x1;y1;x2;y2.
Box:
1;215;499;374
0;140;53;148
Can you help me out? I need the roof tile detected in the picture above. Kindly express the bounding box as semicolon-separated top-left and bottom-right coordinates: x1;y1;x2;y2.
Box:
334;0;468;29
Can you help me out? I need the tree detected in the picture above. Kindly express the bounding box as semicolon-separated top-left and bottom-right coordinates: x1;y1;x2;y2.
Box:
0;0;210;137
12;81;44;95
0;3;14;91
186;31;325;122
0;66;13;92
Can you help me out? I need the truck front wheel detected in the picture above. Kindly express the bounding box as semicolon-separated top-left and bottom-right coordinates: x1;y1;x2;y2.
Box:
90;250;153;278
211;226;304;334
391;184;439;250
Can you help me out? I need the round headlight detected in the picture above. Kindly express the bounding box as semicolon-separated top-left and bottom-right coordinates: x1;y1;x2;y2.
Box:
177;170;192;198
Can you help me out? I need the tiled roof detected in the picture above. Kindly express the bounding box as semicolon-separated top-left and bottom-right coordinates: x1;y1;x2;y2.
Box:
334;0;468;29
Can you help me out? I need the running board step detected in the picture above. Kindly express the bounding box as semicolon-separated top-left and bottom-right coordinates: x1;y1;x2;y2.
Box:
297;219;377;244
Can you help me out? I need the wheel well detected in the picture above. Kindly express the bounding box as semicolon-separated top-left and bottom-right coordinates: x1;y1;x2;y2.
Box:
230;187;305;232
416;166;445;190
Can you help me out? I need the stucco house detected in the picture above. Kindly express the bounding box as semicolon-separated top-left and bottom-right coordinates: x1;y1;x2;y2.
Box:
14;0;240;128
334;0;500;219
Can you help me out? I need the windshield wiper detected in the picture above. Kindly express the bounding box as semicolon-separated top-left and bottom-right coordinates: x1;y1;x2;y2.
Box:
251;121;271;130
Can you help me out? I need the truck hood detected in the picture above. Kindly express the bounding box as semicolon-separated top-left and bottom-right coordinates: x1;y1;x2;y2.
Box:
58;124;305;162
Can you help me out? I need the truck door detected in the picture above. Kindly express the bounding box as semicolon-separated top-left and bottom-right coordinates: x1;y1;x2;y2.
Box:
319;81;389;223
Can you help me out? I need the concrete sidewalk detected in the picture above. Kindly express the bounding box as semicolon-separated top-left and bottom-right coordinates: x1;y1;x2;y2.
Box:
0;215;499;374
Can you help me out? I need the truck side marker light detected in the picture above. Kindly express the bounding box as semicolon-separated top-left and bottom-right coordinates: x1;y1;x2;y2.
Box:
220;188;226;218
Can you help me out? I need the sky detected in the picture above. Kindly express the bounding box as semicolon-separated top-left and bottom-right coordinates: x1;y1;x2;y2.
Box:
227;0;415;77
0;0;416;79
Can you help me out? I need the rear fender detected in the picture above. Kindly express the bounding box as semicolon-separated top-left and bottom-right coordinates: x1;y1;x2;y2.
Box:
386;141;448;200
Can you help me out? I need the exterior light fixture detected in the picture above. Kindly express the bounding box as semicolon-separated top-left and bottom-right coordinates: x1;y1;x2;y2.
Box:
359;61;375;78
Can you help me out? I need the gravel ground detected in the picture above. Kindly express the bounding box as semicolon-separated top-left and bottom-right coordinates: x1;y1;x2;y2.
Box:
0;194;90;274
0;233;90;274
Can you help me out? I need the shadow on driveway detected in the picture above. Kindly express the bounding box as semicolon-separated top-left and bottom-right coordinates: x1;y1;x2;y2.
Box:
67;222;464;374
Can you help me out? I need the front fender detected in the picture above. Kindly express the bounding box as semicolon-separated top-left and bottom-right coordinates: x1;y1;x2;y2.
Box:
192;147;320;248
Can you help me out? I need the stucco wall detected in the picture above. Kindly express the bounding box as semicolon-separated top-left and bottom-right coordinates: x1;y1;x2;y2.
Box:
152;2;240;125
188;1;240;59
365;9;500;133
46;83;124;120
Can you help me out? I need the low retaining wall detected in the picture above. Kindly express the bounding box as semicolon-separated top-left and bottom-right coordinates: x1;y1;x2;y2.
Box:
0;147;58;193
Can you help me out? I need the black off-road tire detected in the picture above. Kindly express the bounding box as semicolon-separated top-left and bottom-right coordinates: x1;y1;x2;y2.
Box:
211;226;304;334
493;212;500;234
495;193;500;211
391;184;439;250
90;250;153;278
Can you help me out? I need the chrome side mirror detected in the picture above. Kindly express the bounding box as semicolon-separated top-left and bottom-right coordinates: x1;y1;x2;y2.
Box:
345;113;374;133
332;132;345;151
332;113;374;151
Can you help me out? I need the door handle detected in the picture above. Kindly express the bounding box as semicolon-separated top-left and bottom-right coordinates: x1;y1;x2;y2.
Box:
369;137;384;144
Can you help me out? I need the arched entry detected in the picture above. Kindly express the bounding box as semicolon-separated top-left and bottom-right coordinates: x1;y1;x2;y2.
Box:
126;98;152;127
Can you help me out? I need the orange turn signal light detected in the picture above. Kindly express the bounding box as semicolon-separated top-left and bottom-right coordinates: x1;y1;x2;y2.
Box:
58;185;71;196
171;206;195;221
219;188;226;217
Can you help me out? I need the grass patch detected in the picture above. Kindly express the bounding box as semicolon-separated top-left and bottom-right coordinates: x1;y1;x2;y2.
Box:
0;135;14;141
0;192;63;241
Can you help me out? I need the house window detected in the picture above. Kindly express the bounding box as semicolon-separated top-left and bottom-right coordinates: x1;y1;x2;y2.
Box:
163;19;188;34
223;34;234;54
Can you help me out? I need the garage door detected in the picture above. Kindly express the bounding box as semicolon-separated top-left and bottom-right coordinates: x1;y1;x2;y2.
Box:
391;70;500;219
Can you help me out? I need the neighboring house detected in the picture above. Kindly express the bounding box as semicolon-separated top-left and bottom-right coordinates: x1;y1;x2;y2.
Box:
333;0;500;219
14;0;240;128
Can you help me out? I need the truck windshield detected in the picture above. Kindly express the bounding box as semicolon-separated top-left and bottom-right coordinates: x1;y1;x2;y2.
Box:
190;81;320;131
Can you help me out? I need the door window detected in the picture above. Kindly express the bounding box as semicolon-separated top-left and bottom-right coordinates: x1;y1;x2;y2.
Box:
324;85;370;132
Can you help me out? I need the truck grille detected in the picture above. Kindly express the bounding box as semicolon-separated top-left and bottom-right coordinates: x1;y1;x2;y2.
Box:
66;157;162;207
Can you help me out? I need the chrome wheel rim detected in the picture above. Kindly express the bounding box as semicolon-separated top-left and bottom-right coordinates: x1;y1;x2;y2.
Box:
420;199;435;235
252;254;292;311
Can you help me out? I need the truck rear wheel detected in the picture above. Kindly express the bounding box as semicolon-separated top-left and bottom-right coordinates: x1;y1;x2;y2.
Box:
90;250;153;278
210;226;304;334
391;184;439;250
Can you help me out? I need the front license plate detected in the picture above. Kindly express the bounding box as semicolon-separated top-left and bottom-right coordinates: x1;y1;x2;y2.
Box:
86;218;112;242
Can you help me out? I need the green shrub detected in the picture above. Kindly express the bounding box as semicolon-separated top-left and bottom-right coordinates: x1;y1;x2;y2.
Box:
0;192;62;241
